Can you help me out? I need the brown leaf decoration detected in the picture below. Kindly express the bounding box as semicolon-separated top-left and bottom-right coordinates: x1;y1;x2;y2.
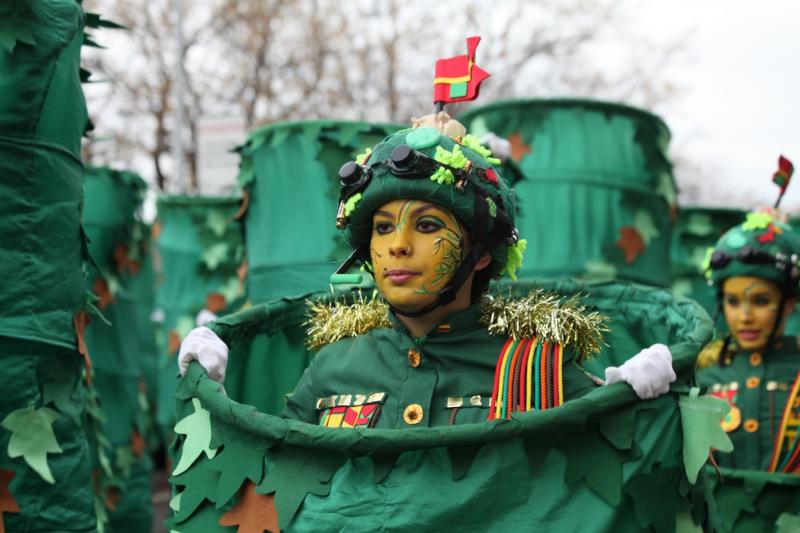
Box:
616;226;646;264
105;487;121;511
237;259;249;285
507;132;532;162
0;468;20;533
74;311;93;385
92;277;115;310
114;243;140;275
167;330;181;357
131;430;145;457
218;481;280;533
205;292;227;313
151;221;163;241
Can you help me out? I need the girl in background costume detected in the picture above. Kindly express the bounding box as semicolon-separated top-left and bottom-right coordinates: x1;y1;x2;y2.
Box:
698;157;800;473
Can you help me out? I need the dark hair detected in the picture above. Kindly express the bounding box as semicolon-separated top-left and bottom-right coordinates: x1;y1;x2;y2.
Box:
470;260;494;304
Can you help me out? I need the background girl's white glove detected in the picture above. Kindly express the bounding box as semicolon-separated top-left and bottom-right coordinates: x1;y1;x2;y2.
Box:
195;308;218;327
604;343;676;399
178;326;229;384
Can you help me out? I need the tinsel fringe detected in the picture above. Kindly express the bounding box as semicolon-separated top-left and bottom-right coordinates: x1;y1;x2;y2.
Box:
305;293;390;352
480;291;608;360
305;290;608;359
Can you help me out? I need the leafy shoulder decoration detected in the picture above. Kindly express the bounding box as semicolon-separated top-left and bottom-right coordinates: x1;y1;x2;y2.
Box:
305;290;608;358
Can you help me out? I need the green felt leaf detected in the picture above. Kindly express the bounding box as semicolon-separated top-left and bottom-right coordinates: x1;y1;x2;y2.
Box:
269;128;291;149
41;377;82;426
202;242;229;271
170;491;182;512
715;484;755;531
335;123;367;148
1;405;63;484
467;116;490;138
115;445;135;478
446;445;481;481
0;0;36;55
686;213;714;237
671;279;694;298
302;123;325;145
205;210;228;238
170;460;222;523
623;467;682;533
94;494;109;533
167;500;235;533
582;260;618;281
561;430;627;506
776;513;800;533
175;315;196;340
598;409;636;450
370;454;399;483
633;209;660;245
522;437;555;475
679;388;733;483
173;398;219;476
257;446;346;530
217;276;241;307
205;419;269;508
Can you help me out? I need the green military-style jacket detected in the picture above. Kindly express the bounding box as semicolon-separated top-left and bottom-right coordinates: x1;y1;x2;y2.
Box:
697;336;800;471
283;304;597;428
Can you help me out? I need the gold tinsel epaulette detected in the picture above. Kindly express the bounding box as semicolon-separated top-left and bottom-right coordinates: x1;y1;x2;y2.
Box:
305;295;390;352
479;291;608;361
696;339;724;369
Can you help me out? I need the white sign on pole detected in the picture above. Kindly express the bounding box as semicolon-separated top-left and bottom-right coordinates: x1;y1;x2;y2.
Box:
197;115;246;196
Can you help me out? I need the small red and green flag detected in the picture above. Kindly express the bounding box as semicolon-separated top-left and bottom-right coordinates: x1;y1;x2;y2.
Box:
773;155;794;191
433;36;489;105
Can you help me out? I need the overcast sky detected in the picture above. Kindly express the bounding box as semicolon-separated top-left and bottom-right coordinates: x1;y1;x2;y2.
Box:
632;1;800;212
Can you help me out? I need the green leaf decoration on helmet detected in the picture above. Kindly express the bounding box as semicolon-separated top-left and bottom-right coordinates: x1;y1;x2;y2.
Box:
336;117;521;280
704;211;800;293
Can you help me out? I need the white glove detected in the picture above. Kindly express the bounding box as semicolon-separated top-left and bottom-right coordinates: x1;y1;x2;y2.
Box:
195;308;218;327
604;343;676;399
479;132;512;162
178;326;228;383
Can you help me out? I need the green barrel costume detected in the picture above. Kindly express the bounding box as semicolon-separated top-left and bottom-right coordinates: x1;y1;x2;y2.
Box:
459;98;676;287
0;1;102;531
155;196;246;442
697;212;800;530
168;280;721;532
82;166;155;532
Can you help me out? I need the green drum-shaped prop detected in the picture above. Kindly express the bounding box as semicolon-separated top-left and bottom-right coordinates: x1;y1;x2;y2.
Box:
459;99;676;287
670;207;745;317
83;166;155;532
0;1;96;531
168;280;724;532
236;120;401;303
155;196;246;439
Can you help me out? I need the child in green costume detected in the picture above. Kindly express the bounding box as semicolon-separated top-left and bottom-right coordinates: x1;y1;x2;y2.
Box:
180;112;677;428
698;210;800;472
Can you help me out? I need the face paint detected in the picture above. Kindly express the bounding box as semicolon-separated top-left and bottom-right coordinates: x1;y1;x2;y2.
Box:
370;199;465;312
722;276;784;351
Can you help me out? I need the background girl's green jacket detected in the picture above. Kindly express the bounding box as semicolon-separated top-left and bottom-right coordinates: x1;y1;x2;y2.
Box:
697;337;800;471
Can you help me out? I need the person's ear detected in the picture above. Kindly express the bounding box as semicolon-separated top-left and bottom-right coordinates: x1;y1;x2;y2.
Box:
474;251;492;271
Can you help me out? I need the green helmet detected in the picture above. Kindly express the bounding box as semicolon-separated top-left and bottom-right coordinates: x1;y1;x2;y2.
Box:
704;211;800;294
335;123;525;312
